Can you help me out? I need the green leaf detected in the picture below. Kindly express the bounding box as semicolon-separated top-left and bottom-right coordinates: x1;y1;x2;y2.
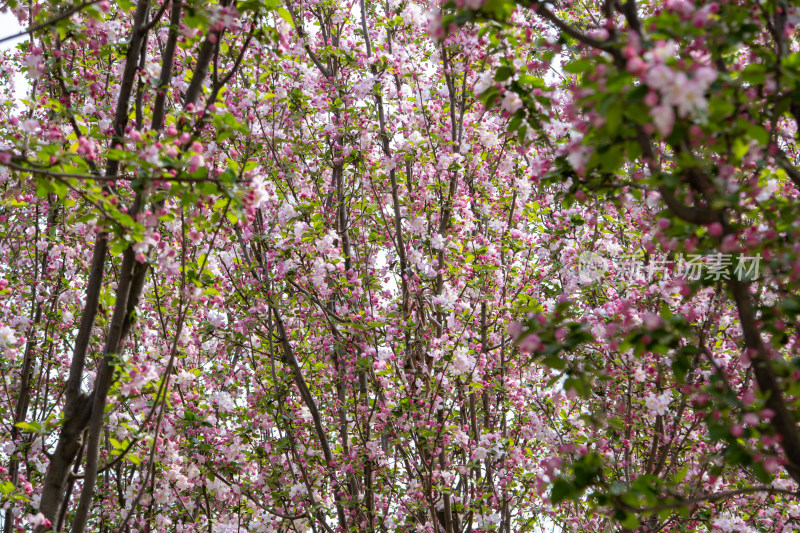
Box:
751;461;772;483
480;0;515;19
620;512;640;530
605;101;622;134
739;63;766;85
15;421;43;433
541;354;565;369
277;7;294;27
780;296;800;316
550;479;573;503
744;122;769;146
732;136;750;161
495;66;513;82
197;181;218;196
671;352;690;383
110;238;130;256
563;58;593;74
126;453;141;466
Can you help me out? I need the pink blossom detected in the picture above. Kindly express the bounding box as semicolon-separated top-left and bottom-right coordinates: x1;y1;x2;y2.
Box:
188;154;205;173
501;91;524;113
20;119;40;134
626;56;647;75
23;49;45;79
743;413;759;426
0;325;17;347
474;72;493;94
650;104;675;135
707;222;723;237
763;457;781;474
518;334;541;353
671;78;709;117
27;514;51;528
426;10;445;39
693;66;717;89
665;0;695;18
648;40;678;63
646;65;674;91
645;391;672;416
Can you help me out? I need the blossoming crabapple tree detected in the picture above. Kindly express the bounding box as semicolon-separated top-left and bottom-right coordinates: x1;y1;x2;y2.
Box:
0;0;608;532
442;0;800;530
0;0;296;530
5;0;800;530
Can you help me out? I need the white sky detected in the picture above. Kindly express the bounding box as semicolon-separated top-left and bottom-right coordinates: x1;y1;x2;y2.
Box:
0;10;28;106
0;10;25;46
